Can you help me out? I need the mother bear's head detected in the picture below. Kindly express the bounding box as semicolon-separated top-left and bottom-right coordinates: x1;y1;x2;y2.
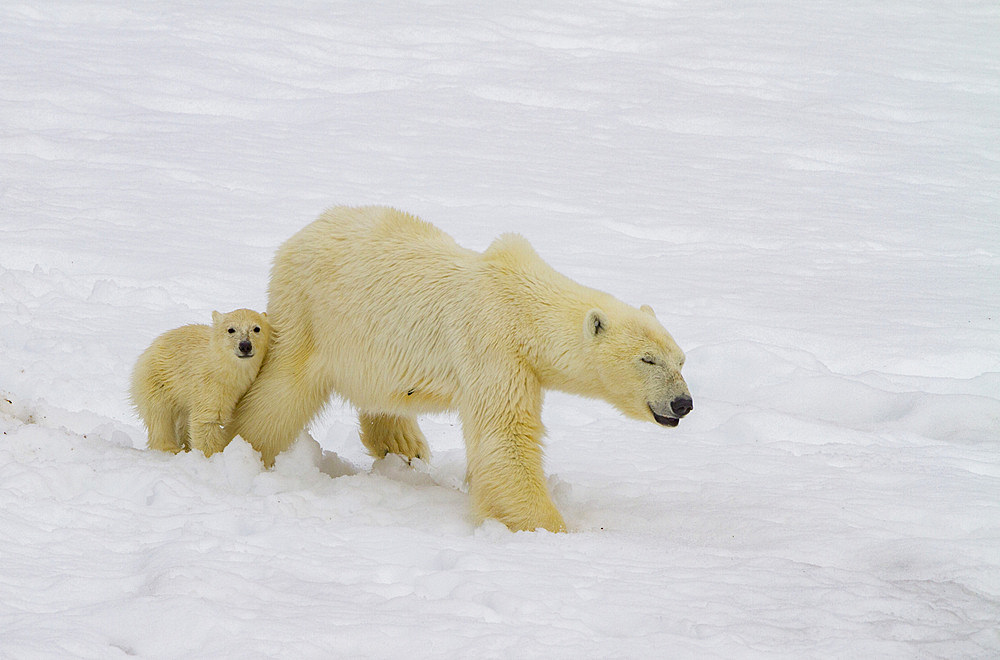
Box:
583;303;692;428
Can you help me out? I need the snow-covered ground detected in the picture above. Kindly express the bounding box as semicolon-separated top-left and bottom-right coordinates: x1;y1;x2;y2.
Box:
2;2;998;657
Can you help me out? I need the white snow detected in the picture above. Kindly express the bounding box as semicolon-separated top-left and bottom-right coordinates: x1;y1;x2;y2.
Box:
2;1;998;658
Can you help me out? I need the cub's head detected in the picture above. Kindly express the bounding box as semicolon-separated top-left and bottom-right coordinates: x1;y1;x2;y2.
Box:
211;308;271;364
584;303;692;428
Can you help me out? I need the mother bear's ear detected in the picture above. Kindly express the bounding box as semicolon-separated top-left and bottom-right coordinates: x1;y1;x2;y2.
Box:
584;309;609;338
640;304;655;317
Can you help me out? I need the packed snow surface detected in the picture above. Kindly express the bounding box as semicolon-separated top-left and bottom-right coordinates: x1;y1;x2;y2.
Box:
2;2;998;658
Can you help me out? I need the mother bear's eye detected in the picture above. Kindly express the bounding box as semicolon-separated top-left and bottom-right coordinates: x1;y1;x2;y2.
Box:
641;356;657;365
228;328;236;334
253;327;261;333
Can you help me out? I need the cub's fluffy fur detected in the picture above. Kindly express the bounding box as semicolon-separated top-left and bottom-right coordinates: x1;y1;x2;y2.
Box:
131;309;271;455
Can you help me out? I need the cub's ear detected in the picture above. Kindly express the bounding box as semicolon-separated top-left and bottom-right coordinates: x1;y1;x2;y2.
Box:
211;311;222;325
260;312;267;319
584;309;609;338
640;304;655;317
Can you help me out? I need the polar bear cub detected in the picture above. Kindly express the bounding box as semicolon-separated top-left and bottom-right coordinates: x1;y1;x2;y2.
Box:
131;308;271;455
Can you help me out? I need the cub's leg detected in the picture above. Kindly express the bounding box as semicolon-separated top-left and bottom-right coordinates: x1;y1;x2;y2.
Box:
174;413;191;451
359;413;430;462
145;406;183;453
189;396;232;457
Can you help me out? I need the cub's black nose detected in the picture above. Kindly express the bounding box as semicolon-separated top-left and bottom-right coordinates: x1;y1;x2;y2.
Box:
238;340;253;354
671;395;693;417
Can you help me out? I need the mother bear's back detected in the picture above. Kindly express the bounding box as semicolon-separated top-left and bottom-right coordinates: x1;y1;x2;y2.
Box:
268;206;477;413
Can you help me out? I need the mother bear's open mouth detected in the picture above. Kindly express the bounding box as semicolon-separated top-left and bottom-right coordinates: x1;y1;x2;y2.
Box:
649;404;680;427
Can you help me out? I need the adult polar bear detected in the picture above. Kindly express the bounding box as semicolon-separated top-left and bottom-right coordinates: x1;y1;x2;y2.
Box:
229;206;692;532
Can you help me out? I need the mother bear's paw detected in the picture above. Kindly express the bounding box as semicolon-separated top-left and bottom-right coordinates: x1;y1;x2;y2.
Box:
471;479;567;533
359;413;430;463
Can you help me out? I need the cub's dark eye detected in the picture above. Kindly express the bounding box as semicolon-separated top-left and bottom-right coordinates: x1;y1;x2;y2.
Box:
641;356;657;365
228;328;236;334
253;326;261;333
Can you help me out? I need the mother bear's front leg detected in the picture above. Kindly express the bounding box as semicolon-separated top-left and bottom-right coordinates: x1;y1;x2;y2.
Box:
460;377;566;533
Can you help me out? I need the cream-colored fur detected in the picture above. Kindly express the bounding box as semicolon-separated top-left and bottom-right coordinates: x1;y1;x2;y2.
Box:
131;309;271;455
229;206;691;532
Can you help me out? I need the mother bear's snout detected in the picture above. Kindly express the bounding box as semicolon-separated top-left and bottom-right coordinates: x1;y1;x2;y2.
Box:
671;395;693;418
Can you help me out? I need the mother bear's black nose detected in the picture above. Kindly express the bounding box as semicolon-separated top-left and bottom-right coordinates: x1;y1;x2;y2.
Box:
671;395;693;417
239;340;253;354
